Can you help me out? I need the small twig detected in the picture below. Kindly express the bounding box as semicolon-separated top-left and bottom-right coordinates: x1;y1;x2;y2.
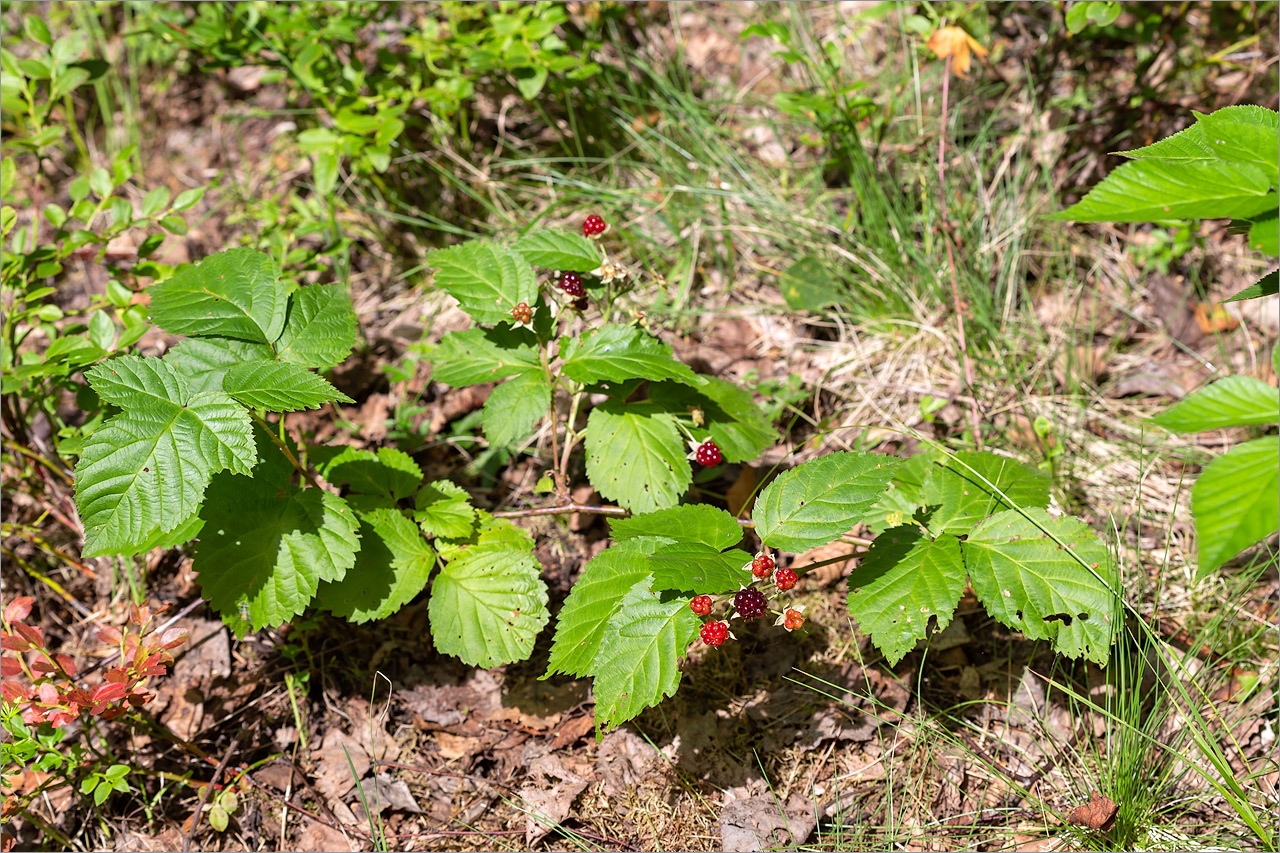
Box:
937;53;984;451
249;412;324;490
183;735;240;853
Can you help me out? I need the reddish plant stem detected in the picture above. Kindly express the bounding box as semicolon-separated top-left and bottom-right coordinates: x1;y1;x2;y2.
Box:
182;735;239;853
936;54;984;451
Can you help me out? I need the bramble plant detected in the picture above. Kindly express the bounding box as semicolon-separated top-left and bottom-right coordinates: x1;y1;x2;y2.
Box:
65;211;1123;734
1052;104;1280;578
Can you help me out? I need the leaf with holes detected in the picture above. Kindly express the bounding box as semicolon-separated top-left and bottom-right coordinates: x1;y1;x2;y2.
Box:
961;509;1119;665
847;526;966;665
584;402;691;513
922;451;1050;535
148;248;287;343
752;452;898;551
221;361;353;412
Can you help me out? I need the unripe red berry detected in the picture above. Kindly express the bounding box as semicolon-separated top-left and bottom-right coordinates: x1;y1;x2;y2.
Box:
689;595;712;616
700;620;729;646
774;567;798;591
751;554;775;578
783;609;805;631
582;214;607;237
511;302;532;324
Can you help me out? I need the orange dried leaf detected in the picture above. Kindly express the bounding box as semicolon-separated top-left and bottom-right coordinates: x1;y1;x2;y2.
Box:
926;26;989;77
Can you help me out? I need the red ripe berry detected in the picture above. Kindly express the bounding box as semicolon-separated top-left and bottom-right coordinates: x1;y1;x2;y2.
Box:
689;595;712;616
511;302;532;324
733;588;768;620
751;554;775;578
559;272;584;297
582;214;607;237
783;609;805;631
774;567;798;591
695;440;722;467
700;620;729;646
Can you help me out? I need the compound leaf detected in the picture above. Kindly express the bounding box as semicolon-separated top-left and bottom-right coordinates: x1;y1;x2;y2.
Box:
428;540;548;668
163;337;274;394
512;230;601;271
222;361;353;412
323;447;423;499
923;451;1050;535
1152;375;1280;432
961;509;1119;665
560;324;699;386
318;508;435;624
196;478;360;631
76;359;255;557
847;526;966;665
426;241;538;326
1192;436;1280;578
483;372;550;447
544;538;660;679
591;578;701;733
429;327;541;387
274;283;358;369
647;543;753;595
610;504;742;551
585;402;691;513
752;452;898;551
148;248;287;343
415;480;476;539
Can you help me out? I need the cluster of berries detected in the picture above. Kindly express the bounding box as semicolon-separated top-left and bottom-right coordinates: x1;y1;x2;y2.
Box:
549;215;609;300
689;550;807;646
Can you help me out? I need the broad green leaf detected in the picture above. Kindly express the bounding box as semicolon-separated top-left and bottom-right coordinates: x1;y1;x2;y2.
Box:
847;526;966;665
425;241;538;326
1152;375;1280;432
584;402;691;513
415;480;476;539
163;338;276;393
862;452;937;533
222;361;353;411
196;479;360;630
647;543;753;594
1065;0;1120;33
1249;213;1278;256
323;447;423;499
591;578;701;732
962;509;1119;665
560;324;699;385
1195;107;1280;187
610;504;742;551
148;248;287;343
318;509;435;624
1223;269;1277;302
274;284;358;369
91;512;205;557
428;327;540;386
1117;125;1214;161
1192;436;1280;578
76;360;255;556
1051;161;1275;222
484;373;550;446
512;230;601;271
648;378;777;463
922;451;1051;535
777;255;842;310
752;452;899;551
428;541;548;667
544;539;660;678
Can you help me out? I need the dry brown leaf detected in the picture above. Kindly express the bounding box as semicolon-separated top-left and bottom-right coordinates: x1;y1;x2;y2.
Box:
719;792;816;852
1066;791;1118;831
726;466;757;518
1194;301;1240;334
434;731;481;762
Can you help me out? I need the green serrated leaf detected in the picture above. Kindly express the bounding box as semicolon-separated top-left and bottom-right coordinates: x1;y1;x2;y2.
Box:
222;361;353;411
847;526;966;665
414;480;476;539
426;241;538;326
651;377;777;463
318;508;435;624
961;509;1119;665
274;284;358;369
862;452;937;534
647;543;753;594
148;248;288;343
163;337;276;394
753;452;899;551
323;447;423;499
429;327;541;386
610;504;742;551
1195;107;1280;187
1191;436;1279;578
544;538;661;678
91;512;205;557
1051;160;1276;223
591;577;701;733
76;359;255;557
196;478;360;631
512;230;601;271
1152;375;1280;432
560;324;699;386
1222;269;1278;302
429;540;548;667
484;373;550;446
1249;213;1278;256
923;451;1050;535
584;402;691;513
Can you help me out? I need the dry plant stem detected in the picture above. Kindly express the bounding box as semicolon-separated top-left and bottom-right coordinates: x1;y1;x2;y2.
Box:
183;736;239;853
937;53;984;450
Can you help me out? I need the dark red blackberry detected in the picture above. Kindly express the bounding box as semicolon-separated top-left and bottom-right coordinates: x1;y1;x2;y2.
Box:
733;588;768;620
